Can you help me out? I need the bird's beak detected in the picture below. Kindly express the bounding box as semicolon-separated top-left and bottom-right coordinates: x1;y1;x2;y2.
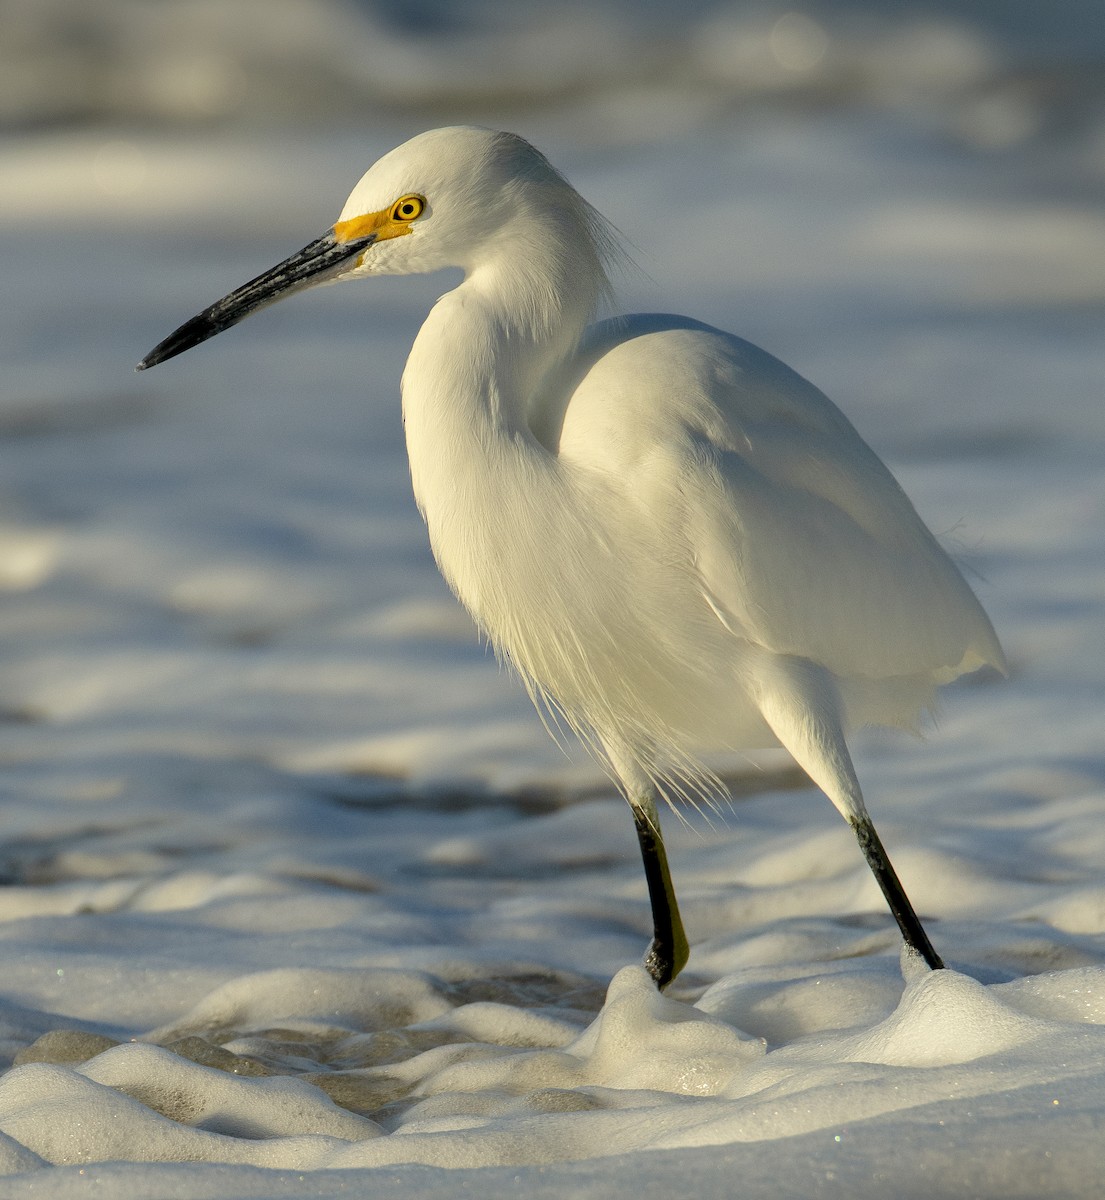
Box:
137;228;377;371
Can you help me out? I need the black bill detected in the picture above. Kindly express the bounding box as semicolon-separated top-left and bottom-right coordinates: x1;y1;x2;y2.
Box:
137;230;376;371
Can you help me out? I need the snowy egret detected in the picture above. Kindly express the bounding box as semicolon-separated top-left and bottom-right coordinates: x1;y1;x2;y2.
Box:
139;127;1005;988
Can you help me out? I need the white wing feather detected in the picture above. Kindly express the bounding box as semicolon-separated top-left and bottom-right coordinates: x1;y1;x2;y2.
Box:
555;316;1005;689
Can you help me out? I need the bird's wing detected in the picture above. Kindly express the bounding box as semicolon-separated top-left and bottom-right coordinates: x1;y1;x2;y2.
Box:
556;316;1005;686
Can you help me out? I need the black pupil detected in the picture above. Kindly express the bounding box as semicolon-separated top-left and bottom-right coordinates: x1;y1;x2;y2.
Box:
400;203;414;216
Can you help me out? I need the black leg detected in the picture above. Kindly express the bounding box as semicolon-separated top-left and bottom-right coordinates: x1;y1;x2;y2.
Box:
851;814;943;970
632;803;689;989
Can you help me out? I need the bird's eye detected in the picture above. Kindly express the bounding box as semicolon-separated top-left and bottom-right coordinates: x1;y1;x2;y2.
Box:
390;195;426;223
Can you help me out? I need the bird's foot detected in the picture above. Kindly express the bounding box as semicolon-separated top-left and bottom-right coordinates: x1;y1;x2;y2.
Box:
643;941;674;990
642;932;688;991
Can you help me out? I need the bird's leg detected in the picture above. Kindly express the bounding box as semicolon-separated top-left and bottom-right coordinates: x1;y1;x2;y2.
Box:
850;814;943;969
631;794;689;990
753;654;944;971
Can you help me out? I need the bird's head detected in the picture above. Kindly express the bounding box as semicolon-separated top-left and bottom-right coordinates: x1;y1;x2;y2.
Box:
138;127;606;370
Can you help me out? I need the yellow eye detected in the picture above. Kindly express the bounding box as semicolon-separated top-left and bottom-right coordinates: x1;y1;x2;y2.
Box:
390;194;425;223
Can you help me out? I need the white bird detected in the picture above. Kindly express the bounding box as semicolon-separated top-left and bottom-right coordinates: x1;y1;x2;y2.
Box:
139;126;1005;988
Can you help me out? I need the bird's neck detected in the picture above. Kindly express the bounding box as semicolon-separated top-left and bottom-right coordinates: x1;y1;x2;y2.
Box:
400;243;603;614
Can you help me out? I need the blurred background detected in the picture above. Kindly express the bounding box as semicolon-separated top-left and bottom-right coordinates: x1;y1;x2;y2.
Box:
0;0;1103;870
4;0;1104;403
2;0;1104;142
3;0;1103;398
